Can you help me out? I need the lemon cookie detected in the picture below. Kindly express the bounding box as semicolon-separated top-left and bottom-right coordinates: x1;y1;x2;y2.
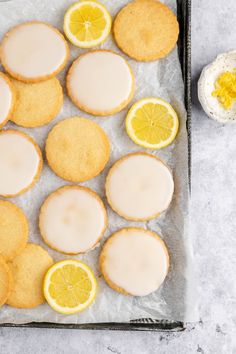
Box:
46;117;110;182
0;130;43;197
39;186;107;255
0;257;13;307
11;77;63;128
106;152;174;221
7;244;53;309
0;200;28;261
0;22;69;83
100;228;169;296
0;72;16;129
67;50;135;116
113;0;179;62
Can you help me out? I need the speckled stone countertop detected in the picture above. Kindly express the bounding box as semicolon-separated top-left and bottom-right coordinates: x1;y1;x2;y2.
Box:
1;0;236;353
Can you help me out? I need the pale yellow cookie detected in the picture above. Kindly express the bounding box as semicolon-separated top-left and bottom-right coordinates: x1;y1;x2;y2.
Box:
46;117;110;182
105;152;174;221
39;185;107;255
67;50;135;116
100;228;169;296
0;130;43;197
0;200;28;261
11;77;63;128
7;244;53;309
0;22;69;83
0;256;13;307
113;0;179;61
0;72;16;129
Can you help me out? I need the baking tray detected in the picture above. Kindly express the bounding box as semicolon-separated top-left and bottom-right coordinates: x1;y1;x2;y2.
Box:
0;0;191;332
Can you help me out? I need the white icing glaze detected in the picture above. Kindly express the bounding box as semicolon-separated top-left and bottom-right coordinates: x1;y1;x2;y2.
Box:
68;51;133;113
103;229;169;296
41;187;106;254
2;23;68;79
0;75;12;125
0;132;40;196
106;154;174;220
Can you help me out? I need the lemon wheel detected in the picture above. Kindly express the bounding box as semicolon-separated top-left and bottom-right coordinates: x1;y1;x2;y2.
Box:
64;1;112;48
126;97;179;150
44;259;97;314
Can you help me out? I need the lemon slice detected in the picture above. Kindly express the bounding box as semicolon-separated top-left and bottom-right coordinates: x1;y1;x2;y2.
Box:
126;97;179;149
44;260;97;314
64;1;112;48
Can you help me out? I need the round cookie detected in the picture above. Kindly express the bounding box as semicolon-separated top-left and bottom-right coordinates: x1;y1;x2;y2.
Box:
0;72;16;129
0;22;69;83
113;0;179;62
46;117;110;182
7;243;53;308
106;152;174;221
0;130;43;197
100;228;169;296
0;200;28;261
67;50;135;116
39;185;107;254
11;77;63;128
0;257;13;307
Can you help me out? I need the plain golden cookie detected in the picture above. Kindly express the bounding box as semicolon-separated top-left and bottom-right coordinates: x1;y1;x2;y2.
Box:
0;256;13;307
7;244;53;309
46;117;110;182
0;72;16;129
0;200;28;261
0;22;69;83
11;77;63;128
113;0;179;61
100;228;169;296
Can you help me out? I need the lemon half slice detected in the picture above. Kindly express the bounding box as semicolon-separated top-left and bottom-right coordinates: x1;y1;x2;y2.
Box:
44;260;97;314
64;1;112;48
126;97;179;150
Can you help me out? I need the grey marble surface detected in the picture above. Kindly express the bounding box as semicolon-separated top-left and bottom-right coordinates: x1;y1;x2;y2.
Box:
1;0;236;353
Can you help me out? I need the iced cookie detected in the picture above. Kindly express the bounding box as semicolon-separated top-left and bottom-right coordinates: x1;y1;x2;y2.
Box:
39;186;107;254
0;200;28;261
7;244;53;308
113;0;179;61
11;77;63;128
100;228;169;296
0;130;43;197
106;152;174;221
46;117;110;182
0;22;69;83
0;257;13;307
0;72;16;128
67;50;135;116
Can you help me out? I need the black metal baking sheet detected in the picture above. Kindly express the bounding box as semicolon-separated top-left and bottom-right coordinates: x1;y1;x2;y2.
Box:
1;0;191;332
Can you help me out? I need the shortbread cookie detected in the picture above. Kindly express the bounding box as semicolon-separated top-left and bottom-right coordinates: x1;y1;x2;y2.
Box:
46;117;110;182
0;257;13;307
67;50;135;116
113;0;179;61
1;22;69;83
0;72;15;128
11;77;63;128
7;244;53;308
0;130;43;197
0;200;28;261
106;152;174;221
100;228;169;296
39;186;107;254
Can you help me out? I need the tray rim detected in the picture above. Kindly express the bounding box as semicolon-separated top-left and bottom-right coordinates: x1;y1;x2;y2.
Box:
0;0;191;332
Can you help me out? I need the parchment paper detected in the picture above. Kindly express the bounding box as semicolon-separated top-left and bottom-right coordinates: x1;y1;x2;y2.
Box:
0;0;198;324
